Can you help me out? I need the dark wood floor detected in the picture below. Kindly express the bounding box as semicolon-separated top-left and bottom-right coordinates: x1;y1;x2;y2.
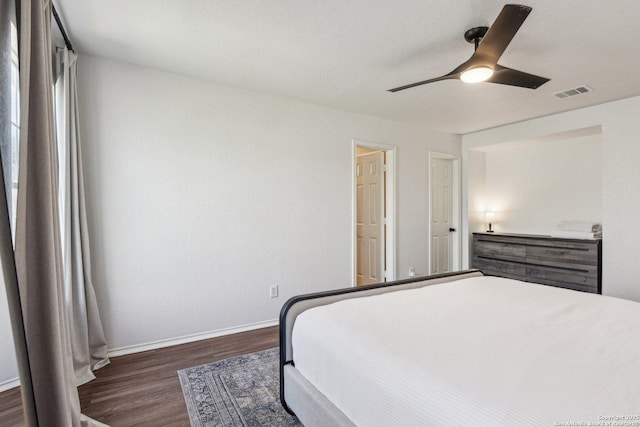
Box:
0;325;279;426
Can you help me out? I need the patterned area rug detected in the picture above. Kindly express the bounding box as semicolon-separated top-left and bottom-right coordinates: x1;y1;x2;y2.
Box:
178;348;301;426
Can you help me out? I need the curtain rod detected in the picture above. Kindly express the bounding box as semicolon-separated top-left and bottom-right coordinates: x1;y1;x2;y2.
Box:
52;4;74;52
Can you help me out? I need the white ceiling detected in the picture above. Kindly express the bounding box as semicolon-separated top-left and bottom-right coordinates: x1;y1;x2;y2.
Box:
54;0;640;134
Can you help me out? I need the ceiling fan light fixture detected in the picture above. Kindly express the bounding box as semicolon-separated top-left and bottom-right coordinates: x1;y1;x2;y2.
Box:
460;66;494;83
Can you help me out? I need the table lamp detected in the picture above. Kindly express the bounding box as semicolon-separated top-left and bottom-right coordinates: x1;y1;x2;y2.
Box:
485;211;496;233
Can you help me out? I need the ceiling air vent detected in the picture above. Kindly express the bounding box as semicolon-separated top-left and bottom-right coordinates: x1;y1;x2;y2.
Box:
553;85;593;99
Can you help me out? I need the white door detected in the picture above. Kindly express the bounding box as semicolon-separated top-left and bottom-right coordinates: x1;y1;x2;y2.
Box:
356;151;385;286
430;158;454;274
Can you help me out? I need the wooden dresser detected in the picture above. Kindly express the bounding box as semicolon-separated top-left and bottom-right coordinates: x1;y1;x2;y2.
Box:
472;232;602;294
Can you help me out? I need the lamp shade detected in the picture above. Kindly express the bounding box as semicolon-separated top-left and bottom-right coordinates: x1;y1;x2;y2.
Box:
485;211;496;222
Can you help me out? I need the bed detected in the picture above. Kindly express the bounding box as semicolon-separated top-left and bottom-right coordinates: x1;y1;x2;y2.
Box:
279;270;640;426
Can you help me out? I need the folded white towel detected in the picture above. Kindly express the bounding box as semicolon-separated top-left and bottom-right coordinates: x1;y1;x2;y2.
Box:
550;230;602;240
556;221;602;233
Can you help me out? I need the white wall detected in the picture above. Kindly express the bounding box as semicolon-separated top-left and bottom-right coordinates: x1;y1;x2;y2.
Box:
462;149;486;264
462;96;640;302
74;55;460;352
481;134;602;235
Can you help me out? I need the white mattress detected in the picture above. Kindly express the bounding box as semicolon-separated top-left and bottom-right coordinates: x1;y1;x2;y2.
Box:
291;276;640;426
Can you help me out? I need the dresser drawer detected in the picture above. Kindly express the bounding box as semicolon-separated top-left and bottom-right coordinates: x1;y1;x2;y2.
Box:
526;242;598;265
472;256;526;281
526;264;597;288
473;239;525;262
526;277;598;294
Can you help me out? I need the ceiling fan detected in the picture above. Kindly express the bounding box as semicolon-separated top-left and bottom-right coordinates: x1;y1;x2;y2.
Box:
388;4;549;92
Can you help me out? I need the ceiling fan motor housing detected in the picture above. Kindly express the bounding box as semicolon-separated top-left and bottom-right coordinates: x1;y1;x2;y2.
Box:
464;26;489;49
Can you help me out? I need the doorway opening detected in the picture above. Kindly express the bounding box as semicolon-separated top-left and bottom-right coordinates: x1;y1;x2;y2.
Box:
352;140;396;287
428;152;461;274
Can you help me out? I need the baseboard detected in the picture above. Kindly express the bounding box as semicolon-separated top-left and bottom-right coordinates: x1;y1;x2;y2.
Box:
0;320;279;391
0;377;20;393
107;319;278;358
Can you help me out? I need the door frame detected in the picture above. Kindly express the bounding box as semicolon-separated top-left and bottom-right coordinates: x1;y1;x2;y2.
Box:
352;139;396;287
427;152;462;274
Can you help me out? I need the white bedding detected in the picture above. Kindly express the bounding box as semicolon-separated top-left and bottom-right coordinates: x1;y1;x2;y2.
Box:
291;276;640;426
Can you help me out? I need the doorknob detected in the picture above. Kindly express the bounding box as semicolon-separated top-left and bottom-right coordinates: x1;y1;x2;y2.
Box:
449;228;456;232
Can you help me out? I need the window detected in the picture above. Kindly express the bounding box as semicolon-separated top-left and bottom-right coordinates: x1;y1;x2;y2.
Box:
0;12;19;242
8;21;19;240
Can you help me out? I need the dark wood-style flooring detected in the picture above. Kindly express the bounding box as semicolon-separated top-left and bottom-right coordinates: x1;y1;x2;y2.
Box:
0;325;279;426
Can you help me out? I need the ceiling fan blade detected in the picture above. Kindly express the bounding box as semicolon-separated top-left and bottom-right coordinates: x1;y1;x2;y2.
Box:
475;4;532;63
486;65;549;89
388;73;459;92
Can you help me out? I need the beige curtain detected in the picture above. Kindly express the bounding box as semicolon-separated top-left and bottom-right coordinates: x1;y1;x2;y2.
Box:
0;2;37;424
15;0;107;425
55;47;110;386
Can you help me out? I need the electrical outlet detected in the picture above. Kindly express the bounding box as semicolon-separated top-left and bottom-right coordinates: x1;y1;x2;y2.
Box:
409;267;416;277
269;285;279;298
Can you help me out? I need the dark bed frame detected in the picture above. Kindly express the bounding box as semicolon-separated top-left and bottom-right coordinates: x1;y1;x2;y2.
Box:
278;269;483;420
